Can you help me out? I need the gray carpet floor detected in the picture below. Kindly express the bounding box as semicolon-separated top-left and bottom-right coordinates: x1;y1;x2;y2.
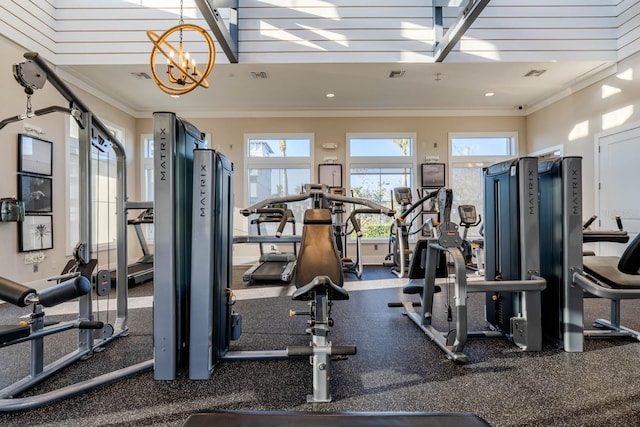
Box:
1;266;640;426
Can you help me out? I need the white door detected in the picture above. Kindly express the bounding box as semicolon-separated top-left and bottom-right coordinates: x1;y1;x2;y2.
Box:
596;124;640;256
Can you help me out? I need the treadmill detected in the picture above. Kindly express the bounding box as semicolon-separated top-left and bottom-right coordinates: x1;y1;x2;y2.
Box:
242;204;297;283
111;208;154;286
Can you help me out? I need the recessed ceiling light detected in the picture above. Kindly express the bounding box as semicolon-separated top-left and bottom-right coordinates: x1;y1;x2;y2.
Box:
326;93;335;98
485;92;495;97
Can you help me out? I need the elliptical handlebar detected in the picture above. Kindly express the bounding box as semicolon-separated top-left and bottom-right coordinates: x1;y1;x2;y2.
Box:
398;189;439;221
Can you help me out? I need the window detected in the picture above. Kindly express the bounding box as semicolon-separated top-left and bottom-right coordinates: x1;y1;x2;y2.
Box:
140;134;155;241
347;133;415;239
245;134;313;230
449;132;517;232
67;116;121;255
141;134;154;202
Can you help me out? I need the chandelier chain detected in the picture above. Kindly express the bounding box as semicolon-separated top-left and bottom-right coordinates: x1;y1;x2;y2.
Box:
179;0;184;43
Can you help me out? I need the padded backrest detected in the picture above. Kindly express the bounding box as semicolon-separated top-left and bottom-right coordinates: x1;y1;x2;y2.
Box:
294;209;344;288
618;233;640;275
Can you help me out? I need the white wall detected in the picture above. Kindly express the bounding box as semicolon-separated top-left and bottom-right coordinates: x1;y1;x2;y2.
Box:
527;50;640;219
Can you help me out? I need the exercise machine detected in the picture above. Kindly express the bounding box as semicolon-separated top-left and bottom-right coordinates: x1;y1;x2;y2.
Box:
538;157;640;351
0;275;101;395
457;204;483;272
0;52;151;411
329;187;364;279
151;113;383;401
242;204;297;283
582;214;629;256
386;188;440;278
385;187;413;276
393;158;546;364
238;185;394;401
109;206;154;287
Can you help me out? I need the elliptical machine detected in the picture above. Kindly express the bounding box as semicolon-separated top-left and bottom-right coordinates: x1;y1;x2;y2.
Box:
385;187;440;277
384;188;413;277
458;204;483;272
328;187;368;279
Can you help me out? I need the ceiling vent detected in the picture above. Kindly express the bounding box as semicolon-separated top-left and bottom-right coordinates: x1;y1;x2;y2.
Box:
523;69;547;77
251;71;269;80
387;70;406;78
130;72;151;80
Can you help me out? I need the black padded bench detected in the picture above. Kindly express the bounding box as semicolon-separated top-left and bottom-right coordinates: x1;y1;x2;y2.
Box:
581;232;640;294
0;324;30;345
182;410;491;427
572;233;640;342
583;256;640;290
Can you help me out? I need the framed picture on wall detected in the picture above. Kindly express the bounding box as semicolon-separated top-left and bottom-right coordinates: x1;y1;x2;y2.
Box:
19;214;53;252
318;163;343;188
421;163;446;188
18;174;53;213
18;134;53;176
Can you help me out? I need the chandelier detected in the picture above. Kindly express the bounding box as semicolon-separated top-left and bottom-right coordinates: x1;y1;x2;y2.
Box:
147;0;216;96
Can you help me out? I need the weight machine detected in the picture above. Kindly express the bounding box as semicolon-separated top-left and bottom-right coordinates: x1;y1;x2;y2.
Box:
152;113;396;402
240;184;395;401
538;157;640;351
0;52;151;411
394;158;546;364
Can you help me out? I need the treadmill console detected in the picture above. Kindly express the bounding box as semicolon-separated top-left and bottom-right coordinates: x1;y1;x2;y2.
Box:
393;187;412;206
458;205;477;225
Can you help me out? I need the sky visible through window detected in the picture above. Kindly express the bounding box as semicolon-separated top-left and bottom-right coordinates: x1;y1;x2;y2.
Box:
350;138;412;157
249;138;310;157
451;137;513;156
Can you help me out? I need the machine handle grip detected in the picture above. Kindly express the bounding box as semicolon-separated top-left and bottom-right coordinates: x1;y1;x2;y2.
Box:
287;345;357;357
583;215;597;230
275;210;290;237
78;320;105;330
349;208;382;237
